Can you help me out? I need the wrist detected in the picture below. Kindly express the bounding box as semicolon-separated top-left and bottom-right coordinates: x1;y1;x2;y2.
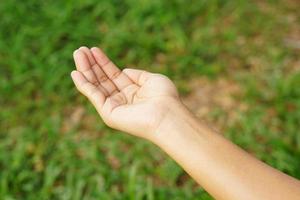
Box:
151;99;210;147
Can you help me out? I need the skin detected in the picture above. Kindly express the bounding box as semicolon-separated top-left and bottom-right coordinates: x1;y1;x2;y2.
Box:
71;46;300;200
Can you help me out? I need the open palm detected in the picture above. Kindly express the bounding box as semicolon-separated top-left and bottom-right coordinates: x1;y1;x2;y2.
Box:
71;47;179;139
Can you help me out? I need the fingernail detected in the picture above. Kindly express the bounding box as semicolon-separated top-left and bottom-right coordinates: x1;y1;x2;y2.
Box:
70;70;77;77
73;49;80;57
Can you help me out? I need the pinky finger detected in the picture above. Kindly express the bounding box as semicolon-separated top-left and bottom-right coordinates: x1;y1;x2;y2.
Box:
71;70;106;108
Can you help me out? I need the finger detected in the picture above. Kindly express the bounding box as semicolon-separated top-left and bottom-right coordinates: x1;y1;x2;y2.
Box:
91;47;133;90
79;46;96;65
71;70;106;107
123;68;151;86
91;64;119;95
73;49;101;91
79;47;118;95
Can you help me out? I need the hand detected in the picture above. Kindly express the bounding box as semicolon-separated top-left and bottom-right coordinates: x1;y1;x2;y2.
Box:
71;47;180;140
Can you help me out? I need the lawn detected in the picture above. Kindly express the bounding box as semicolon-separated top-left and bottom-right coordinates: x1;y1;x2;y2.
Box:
0;0;299;199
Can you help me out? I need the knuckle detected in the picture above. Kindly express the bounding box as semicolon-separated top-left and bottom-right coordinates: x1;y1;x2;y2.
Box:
93;81;100;86
98;75;108;82
110;70;121;80
98;86;109;96
102;59;111;67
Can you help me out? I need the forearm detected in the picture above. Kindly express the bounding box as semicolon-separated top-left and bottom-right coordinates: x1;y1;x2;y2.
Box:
152;103;300;200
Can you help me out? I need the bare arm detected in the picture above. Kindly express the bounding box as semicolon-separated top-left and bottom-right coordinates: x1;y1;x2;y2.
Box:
154;102;300;200
71;46;300;200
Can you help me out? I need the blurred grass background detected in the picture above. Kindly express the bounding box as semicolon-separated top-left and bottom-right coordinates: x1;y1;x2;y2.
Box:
0;0;300;199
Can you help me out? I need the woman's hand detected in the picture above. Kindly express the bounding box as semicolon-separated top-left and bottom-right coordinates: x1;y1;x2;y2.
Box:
71;47;300;200
71;47;180;141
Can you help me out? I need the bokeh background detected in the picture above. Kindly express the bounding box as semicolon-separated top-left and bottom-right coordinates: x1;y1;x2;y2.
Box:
1;0;300;199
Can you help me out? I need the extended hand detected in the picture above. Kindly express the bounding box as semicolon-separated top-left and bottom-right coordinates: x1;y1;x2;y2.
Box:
71;47;300;200
71;47;180;140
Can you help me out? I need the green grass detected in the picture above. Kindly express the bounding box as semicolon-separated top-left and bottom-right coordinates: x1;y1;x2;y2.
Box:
0;0;299;199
